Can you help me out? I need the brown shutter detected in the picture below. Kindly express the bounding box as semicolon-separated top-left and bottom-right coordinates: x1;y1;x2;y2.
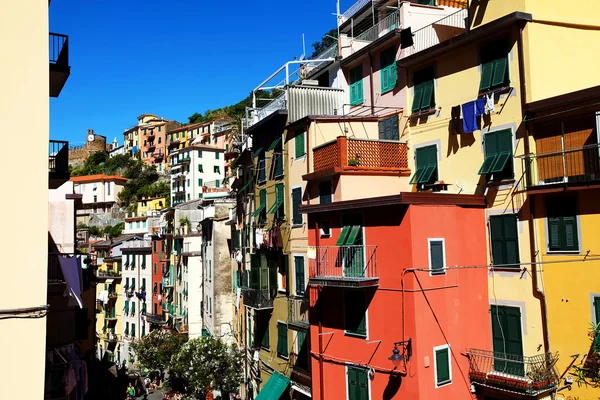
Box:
563;115;596;177
534;120;563;182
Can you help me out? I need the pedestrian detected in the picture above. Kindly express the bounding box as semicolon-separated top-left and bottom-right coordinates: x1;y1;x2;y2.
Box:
126;382;135;399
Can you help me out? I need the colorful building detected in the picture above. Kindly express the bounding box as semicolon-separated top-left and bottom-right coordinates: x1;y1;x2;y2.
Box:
124;114;180;168
71;174;128;222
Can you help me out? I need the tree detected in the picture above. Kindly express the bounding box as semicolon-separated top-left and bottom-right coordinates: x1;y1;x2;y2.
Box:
130;330;188;376
310;28;337;58
170;336;243;398
102;222;124;238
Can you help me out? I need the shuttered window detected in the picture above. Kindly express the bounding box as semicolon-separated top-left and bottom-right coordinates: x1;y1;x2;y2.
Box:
429;240;445;275
347;367;369;400
435;346;451;386
277;322;288;357
292;187;303;225
272;137;284;177
261;324;270;349
349;65;364;106
318;181;332;204
410;145;438;185
491;305;524;376
378;114;400;141
344;291;367;336
380;46;397;93
478;129;513;180
412;66;435;113
252;189;266;218
480;41;509;92
547;196;579;252
268;183;285;218
294;256;305;295
490;214;520;267
295;130;306;158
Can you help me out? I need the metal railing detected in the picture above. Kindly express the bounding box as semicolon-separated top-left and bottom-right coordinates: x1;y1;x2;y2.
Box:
466;349;559;394
241;287;274;310
404;8;468;57
309;245;377;280
288;297;309;325
96;270;122;279
354;10;400;42
121;240;152;249
49;32;69;65
521;143;600;188
49;140;69;176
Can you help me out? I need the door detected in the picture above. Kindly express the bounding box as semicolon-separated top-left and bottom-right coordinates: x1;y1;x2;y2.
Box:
491;305;524;376
341;214;365;278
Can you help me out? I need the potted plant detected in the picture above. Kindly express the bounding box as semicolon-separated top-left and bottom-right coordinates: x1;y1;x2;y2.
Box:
348;158;359;166
179;217;191;234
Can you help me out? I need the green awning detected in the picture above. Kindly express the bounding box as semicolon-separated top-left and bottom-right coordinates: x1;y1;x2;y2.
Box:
251;204;265;217
240;179;254;193
267;137;282;151
252;147;264;158
255;371;290;400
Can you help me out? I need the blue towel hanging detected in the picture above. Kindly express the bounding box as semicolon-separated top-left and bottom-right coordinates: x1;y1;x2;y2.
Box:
462;101;477;133
475;97;486;116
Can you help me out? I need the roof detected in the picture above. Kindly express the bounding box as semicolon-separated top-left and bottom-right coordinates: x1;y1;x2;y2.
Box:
286;114;380;130
299;192;486;214
70;174;128;183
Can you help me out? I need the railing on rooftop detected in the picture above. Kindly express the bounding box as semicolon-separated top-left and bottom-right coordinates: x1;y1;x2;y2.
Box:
466;349;559;395
309;245;378;283
520;143;600;189
313;136;409;174
354;10;400;42
404;8;468;57
49;140;69;177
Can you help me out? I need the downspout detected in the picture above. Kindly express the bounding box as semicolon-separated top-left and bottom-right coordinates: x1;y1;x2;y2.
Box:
368;52;376;116
315;219;325;400
517;23;551;353
306;121;311;205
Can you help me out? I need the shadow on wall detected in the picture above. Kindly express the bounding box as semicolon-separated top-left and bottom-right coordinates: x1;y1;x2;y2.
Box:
382;374;402;400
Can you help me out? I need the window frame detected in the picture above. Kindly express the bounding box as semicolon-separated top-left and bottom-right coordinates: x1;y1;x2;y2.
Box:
294;255;305;296
478;129;514;181
380;46;398;94
410;144;438;186
434;344;452;388
277;321;289;359
489;214;520;268
545;196;580;253
479;40;510;92
411;66;435;113
291;186;303;226
346;365;370;400
344;291;368;338
349;64;364;106
294;129;306;160
428;238;446;276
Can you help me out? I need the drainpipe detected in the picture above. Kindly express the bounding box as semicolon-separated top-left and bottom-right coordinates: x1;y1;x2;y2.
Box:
306;122;311;205
368;51;375;116
517;24;551;353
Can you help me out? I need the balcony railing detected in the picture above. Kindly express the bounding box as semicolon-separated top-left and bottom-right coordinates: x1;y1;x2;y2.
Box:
49;32;70;97
521;143;600;188
354;10;400;42
144;312;167;325
312;136;409;175
467;349;558;396
309;245;378;287
288;297;309;329
121;240;152;250
241;288;274;310
49;140;69;178
96;270;122;279
105;333;121;343
404;8;468;57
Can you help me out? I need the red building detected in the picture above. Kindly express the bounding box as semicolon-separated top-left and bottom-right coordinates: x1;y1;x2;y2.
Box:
148;235;167;329
301;193;492;400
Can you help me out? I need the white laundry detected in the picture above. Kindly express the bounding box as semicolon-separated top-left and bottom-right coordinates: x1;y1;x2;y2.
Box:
255;228;263;249
486;92;495;113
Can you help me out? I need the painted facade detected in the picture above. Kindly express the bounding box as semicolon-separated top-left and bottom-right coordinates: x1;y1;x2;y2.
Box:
71;174;128;220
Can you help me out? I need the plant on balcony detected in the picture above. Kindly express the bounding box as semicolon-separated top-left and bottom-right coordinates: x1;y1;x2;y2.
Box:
571;322;600;388
348;158;359;166
179;217;191;234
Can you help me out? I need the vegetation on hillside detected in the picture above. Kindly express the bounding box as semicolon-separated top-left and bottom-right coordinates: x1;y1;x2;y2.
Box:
76;222;124;238
70;152;138;177
310;28;337;58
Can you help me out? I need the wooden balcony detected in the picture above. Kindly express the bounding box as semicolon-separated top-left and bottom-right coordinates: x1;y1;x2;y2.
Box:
308;245;378;288
305;136;409;181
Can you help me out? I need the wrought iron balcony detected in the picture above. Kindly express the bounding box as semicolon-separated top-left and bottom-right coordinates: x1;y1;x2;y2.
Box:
95;270;122;280
49;32;70;97
144;312;166;325
466;349;559;396
521;143;600;189
49;140;69;183
310;137;409;178
288;297;309;330
309;245;378;288
241;287;274;310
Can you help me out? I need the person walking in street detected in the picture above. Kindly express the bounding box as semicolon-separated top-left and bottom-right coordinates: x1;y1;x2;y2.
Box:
126;382;135;399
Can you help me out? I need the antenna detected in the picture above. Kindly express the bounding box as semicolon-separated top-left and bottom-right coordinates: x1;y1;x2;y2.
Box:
301;33;306;61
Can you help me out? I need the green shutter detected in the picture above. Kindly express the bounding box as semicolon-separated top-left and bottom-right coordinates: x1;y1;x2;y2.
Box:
492;57;508;88
295;256;305;295
435;347;450;384
345;225;362;246
490;216;506;265
277;322;288;357
421;80;435;110
430;240;444;273
345;292;367;336
292;187;302;225
594;297;600;324
547;197;579;252
336;226;351;246
295;132;305;158
412;84;424;112
216;152;220;160
409;165;426;184
269;264;277;295
503;215;520;266
131;301;135;314
478;154;498;175
415;145;437;184
480;61;494;91
261;324;270;348
348;367;368;400
491;305;524;375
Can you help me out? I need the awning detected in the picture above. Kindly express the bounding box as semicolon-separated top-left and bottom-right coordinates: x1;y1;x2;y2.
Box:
291;382;312;398
255;371;290;400
239;178;254;193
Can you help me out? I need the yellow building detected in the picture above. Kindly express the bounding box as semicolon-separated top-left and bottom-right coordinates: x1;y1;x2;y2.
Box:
136;196;167;217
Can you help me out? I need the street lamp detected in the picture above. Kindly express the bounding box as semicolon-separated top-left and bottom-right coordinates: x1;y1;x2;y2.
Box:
388;339;412;369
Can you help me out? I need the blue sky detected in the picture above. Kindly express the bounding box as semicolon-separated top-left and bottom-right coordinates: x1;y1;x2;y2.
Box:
50;0;353;146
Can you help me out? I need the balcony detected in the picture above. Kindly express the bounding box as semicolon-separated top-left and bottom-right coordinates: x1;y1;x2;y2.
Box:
121;240;152;251
154;151;165;159
49;32;70;97
308;136;409;179
144;312;166;325
403;7;468;58
49;140;69;187
104;333;121;343
147;142;156;151
168;139;181;148
147;131;156;140
353;9;400;43
104;312;118;321
309;245;378;288
95;270;122;280
288;297;309;330
242;287;274;310
182;242;201;256
521;143;600;189
466;349;559;397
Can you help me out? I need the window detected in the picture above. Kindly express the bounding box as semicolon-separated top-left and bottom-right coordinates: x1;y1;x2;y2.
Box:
319;181;332;204
349;65;364;106
412;66;435;113
131;301;136;315
478;129;513;180
297;331;309;370
153;263;157;274
93;195;97;203
257;150;266;182
158;137;162;144
158;126;162;132
136;221;140;229
131;323;136;337
480;40;509;92
292;187;303;225
277;322;288;358
347;366;369;400
294;256;305;295
107;182;111;196
198;164;203;172
428;239;446;275
142;325;145;337
131;277;135;290
380;46;397;93
490;214;520;267
295;130;305;159
410;145;438;186
270;137;284;177
198;178;203;187
187;193;190;200
434;345;452;387
215;152;220;160
344;291;367;337
491;305;524;375
547;196;579;252
268;183;284;218
125;322;129;335
153;241;157;252
320;221;331;238
261;324;270;349
198;150;202;158
187;179;190;187
252;189;266;223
